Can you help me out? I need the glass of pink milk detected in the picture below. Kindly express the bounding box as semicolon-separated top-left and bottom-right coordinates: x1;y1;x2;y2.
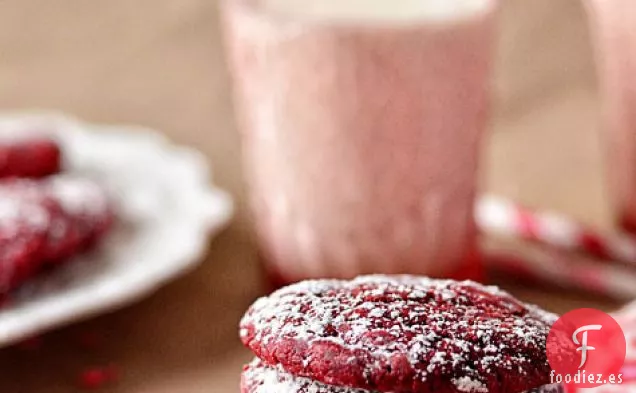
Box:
585;0;636;232
222;0;498;286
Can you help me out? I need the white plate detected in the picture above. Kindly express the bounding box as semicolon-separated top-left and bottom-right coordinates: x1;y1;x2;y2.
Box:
0;112;234;347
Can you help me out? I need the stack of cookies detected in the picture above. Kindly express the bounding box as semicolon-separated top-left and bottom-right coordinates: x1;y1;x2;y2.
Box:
239;275;562;393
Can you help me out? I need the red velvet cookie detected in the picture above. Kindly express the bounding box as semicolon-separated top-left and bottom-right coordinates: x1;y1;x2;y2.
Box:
240;275;557;393
0;193;50;295
0;136;61;178
44;176;115;260
0;177;114;265
242;358;564;393
242;358;373;393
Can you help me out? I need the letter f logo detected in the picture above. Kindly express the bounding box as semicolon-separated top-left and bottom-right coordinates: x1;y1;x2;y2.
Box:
572;325;603;369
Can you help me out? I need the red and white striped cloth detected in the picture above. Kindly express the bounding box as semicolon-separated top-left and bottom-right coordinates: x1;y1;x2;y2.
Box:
477;195;636;266
476;195;636;300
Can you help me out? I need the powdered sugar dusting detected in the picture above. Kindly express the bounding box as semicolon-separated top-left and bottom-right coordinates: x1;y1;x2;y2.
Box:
243;359;372;393
46;175;110;217
0;190;50;293
242;358;564;393
0;194;49;231
452;376;488;393
241;275;557;393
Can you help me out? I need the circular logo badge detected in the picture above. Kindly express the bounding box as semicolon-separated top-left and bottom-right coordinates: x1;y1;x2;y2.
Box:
547;308;626;388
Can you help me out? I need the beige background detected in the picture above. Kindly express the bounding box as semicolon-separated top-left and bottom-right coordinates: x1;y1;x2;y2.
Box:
0;0;621;391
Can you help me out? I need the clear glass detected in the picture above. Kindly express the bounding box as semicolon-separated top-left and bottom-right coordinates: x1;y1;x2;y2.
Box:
222;0;498;285
586;0;636;231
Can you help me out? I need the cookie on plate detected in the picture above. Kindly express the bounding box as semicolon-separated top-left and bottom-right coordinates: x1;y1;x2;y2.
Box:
0;193;50;295
240;275;557;393
0;177;115;298
0;177;115;264
0;136;61;178
43;176;115;261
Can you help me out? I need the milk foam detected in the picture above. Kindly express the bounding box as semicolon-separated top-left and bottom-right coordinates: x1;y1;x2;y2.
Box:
260;0;492;22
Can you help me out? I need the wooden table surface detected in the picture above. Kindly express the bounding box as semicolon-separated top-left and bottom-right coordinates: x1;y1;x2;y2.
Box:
0;0;626;391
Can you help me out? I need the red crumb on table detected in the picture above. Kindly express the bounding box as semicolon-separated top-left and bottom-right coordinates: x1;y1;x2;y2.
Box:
78;365;118;390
